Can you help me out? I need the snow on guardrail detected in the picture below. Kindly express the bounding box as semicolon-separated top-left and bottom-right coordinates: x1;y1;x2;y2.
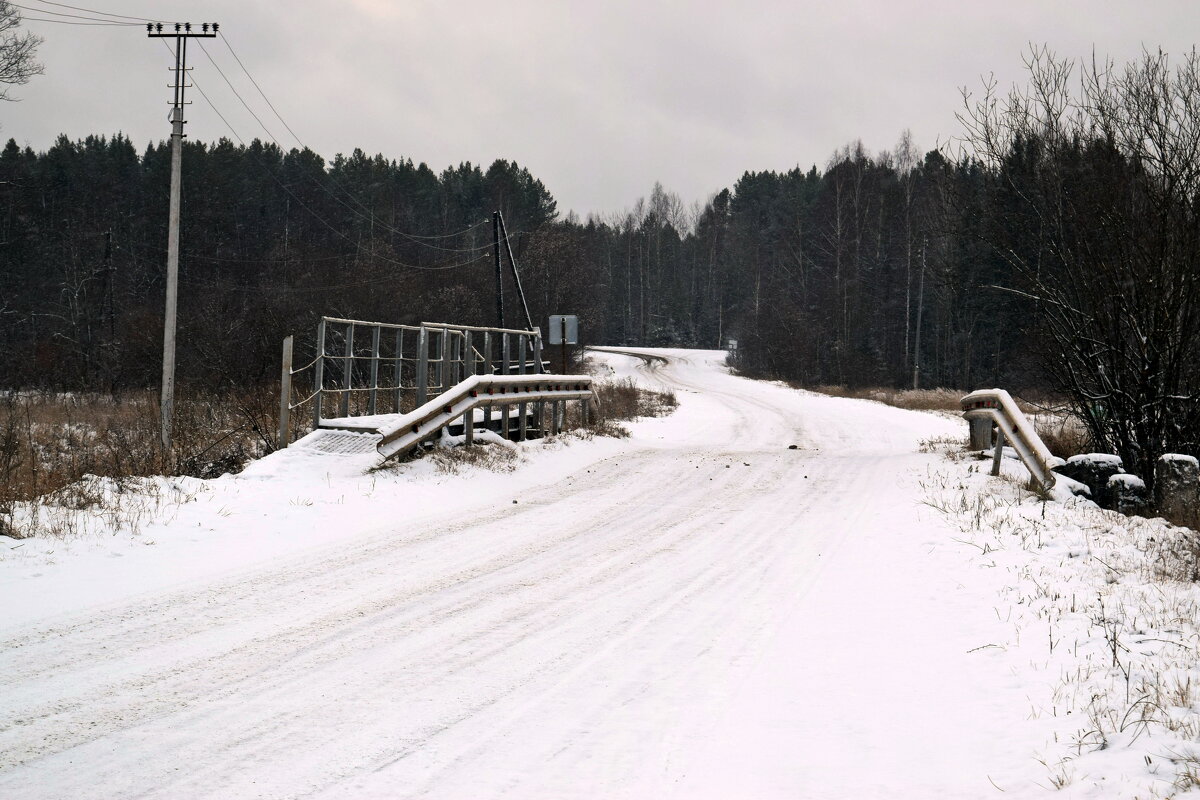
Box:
321;374;596;461
961;388;1064;491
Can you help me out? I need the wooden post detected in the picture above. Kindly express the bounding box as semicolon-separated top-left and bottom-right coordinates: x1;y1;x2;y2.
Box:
313;318;326;427
340;322;354;418
991;428;1006;477
368;325;381;415
278;335;293;448
416;326;429;408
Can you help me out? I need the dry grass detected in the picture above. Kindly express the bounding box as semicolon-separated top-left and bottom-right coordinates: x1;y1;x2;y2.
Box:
1036;414;1094;460
427;438;521;475
921;460;1200;793
584;378;678;437
0;388;278;538
806;384;965;412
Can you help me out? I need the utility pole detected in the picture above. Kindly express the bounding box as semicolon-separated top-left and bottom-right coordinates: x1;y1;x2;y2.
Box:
913;236;927;390
147;21;217;455
493;211;505;328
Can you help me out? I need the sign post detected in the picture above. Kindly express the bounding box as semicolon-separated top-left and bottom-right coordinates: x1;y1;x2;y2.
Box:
548;314;578;374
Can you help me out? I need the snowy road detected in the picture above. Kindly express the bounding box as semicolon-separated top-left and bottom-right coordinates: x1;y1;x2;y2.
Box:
0;349;1038;798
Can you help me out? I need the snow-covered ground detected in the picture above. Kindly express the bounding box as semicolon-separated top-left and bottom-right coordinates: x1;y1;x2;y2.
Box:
2;348;1197;798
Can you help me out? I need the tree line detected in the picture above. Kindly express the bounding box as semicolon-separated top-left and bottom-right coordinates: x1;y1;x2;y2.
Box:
2;47;1197;476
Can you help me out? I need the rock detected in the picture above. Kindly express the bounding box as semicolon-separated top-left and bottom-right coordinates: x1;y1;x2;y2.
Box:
1155;454;1199;523
1055;454;1125;509
1108;473;1152;516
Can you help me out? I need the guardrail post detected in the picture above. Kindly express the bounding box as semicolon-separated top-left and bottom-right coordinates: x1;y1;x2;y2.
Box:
340;322;354;417
278;335;293;448
368;325;381;415
416;326;429;408
313;318;326;427
991;428;1006;476
464;330;474;377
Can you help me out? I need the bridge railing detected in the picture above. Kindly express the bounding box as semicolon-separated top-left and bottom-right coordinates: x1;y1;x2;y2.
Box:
278;317;543;447
961;388;1064;491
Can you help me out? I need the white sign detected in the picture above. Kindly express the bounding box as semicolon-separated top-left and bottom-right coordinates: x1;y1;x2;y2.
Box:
548;314;578;345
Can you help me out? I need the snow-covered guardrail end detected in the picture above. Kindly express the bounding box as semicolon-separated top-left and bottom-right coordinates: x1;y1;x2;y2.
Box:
960;388;1061;492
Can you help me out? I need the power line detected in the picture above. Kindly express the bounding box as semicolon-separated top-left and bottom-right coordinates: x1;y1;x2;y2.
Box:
20;13;138;25
24;0;153;21
207;33;492;250
180;60;491;273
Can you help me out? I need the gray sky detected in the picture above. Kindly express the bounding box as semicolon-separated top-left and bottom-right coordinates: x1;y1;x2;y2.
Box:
3;0;1197;218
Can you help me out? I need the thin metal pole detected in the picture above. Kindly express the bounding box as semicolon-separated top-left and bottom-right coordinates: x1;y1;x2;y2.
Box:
462;329;474;444
561;316;568;374
340;322;354;417
278;335;293;448
483;331;493;431
493;211;505;328
416;326;429;408
393;328;403;412
313;317;326;426
368;325;381;415
439;328;451;394
518;333;528;441
501;333;511;439
533;332;544;433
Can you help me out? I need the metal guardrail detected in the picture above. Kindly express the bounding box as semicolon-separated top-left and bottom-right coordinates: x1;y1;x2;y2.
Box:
961;388;1064;491
278;317;544;447
365;373;595;460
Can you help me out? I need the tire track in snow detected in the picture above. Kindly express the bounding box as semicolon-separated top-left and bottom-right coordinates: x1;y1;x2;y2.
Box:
0;348;937;799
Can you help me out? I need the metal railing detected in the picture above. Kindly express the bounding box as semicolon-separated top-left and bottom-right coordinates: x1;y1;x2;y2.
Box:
370;373;596;460
961;388;1064;491
278;317;544;447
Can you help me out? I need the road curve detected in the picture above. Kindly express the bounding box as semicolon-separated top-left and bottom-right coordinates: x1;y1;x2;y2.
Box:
0;349;1009;799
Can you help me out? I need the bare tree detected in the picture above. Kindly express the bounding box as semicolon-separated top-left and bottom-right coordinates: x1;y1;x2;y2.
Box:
959;46;1200;483
0;0;41;101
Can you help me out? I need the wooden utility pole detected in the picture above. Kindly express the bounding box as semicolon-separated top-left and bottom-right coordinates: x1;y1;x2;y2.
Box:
147;21;218;454
493;211;505;329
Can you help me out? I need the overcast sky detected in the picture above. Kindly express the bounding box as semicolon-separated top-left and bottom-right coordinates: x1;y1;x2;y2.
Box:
3;0;1197;218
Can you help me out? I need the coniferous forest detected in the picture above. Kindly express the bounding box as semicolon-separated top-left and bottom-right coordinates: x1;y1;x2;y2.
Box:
3;48;1199;471
0;134;1018;392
